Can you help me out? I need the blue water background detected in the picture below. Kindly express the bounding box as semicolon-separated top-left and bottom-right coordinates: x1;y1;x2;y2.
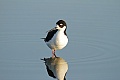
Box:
0;0;120;80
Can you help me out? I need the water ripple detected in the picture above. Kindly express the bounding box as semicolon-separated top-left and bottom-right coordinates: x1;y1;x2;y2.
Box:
68;37;120;64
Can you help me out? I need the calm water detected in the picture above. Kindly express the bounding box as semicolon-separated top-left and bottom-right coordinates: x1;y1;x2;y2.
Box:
0;0;120;80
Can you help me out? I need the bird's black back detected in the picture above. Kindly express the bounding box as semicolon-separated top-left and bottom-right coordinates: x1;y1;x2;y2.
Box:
44;29;58;42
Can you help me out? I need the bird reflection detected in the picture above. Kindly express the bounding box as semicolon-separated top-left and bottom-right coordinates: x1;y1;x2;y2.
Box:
41;57;68;80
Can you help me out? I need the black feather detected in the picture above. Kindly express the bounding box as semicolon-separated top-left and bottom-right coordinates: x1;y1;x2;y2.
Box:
46;65;56;78
44;29;58;42
64;72;67;80
41;38;45;39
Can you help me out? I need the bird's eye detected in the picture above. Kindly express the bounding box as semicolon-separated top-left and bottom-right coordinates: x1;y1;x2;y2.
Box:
59;24;64;28
60;24;63;26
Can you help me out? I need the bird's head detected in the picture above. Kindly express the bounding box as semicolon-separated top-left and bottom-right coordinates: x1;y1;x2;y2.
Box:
55;20;67;31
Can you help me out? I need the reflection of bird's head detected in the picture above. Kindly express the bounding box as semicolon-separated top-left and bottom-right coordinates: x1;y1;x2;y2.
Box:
41;57;68;80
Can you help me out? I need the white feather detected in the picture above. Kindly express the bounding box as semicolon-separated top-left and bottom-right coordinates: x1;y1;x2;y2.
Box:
46;26;68;50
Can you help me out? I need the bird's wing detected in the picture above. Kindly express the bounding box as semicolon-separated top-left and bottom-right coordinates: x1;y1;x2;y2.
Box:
44;29;58;42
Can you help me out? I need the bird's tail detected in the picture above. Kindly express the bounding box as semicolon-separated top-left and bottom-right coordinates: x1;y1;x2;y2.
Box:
40;38;45;40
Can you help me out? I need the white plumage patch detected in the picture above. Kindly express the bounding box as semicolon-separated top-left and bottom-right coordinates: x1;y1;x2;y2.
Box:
46;26;68;50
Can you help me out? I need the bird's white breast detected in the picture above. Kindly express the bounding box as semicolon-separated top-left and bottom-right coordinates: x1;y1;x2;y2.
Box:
46;30;68;50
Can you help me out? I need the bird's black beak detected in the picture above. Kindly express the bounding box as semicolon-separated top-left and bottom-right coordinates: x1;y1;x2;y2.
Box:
55;27;57;29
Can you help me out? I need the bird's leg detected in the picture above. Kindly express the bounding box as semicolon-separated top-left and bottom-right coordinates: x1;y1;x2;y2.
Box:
52;49;56;58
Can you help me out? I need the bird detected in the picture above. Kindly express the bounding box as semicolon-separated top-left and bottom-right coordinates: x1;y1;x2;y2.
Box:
41;20;68;58
41;57;68;80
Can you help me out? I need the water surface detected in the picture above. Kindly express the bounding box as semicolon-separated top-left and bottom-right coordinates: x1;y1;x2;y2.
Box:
0;0;120;80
